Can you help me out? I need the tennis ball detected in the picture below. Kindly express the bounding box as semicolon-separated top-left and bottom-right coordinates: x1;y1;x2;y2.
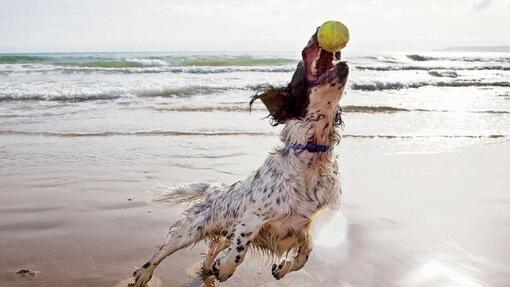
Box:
317;21;349;52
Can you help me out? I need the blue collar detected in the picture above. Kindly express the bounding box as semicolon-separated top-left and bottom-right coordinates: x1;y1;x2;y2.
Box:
286;142;333;153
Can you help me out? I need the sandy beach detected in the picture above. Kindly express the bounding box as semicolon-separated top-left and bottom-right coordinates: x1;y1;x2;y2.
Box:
1;138;508;287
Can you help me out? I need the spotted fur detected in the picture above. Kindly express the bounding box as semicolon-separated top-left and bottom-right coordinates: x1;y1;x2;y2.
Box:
129;32;349;287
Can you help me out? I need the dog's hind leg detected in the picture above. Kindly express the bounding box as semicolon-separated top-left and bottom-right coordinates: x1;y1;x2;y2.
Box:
130;208;210;287
212;211;267;282
200;234;231;286
272;233;313;280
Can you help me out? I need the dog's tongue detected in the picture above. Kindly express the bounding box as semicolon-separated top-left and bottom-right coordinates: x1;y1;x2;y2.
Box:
316;50;334;75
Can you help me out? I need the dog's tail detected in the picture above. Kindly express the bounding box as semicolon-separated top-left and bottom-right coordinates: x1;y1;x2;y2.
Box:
154;183;217;204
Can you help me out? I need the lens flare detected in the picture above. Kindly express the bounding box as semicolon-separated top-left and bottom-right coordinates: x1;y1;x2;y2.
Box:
310;208;348;248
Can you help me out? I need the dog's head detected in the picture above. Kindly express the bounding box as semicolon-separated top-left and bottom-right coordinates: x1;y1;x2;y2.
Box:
251;29;349;125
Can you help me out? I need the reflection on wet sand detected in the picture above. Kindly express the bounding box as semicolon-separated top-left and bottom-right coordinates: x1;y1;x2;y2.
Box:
399;258;482;287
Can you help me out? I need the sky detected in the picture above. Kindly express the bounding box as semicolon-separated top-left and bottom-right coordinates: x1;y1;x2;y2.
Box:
0;0;509;53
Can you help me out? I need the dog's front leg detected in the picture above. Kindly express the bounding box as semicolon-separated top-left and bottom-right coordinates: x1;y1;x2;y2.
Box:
212;211;266;282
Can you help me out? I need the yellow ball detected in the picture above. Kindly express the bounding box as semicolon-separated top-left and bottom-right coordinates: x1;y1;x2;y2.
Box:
317;20;349;52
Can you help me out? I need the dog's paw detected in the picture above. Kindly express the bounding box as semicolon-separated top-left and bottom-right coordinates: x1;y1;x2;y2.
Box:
212;258;235;282
129;265;154;287
200;262;213;279
271;260;293;280
201;276;216;287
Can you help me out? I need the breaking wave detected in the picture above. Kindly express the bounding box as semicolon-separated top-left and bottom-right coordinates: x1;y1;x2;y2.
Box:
351;81;425;91
137;86;244;98
0;85;247;102
428;71;458;78
355;65;510;71
406;54;431;61
0;54;297;68
180;56;296;66
351;80;510;91
3;79;509;101
0;65;295;75
406;54;510;62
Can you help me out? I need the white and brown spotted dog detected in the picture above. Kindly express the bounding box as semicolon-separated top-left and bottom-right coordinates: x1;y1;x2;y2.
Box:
129;28;349;287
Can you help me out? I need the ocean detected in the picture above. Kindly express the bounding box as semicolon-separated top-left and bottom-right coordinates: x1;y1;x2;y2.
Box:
1;51;509;161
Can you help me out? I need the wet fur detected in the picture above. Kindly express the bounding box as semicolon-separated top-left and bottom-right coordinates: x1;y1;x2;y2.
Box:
129;35;349;287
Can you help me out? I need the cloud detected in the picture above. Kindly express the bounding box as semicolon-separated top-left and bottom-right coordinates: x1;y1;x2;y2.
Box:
472;0;494;11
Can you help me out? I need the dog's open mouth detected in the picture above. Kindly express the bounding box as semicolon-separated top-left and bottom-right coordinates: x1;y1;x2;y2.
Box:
303;41;347;85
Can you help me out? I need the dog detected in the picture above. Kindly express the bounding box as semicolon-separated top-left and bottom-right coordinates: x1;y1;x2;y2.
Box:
129;27;349;287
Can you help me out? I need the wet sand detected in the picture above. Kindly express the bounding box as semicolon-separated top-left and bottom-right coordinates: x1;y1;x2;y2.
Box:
1;141;509;287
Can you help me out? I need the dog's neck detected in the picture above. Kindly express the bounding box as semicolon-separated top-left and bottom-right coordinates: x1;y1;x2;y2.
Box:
280;111;340;165
282;83;343;143
280;117;339;147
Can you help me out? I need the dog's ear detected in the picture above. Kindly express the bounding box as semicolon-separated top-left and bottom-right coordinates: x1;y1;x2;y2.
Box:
286;61;310;119
257;88;288;119
250;86;291;125
250;61;311;125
